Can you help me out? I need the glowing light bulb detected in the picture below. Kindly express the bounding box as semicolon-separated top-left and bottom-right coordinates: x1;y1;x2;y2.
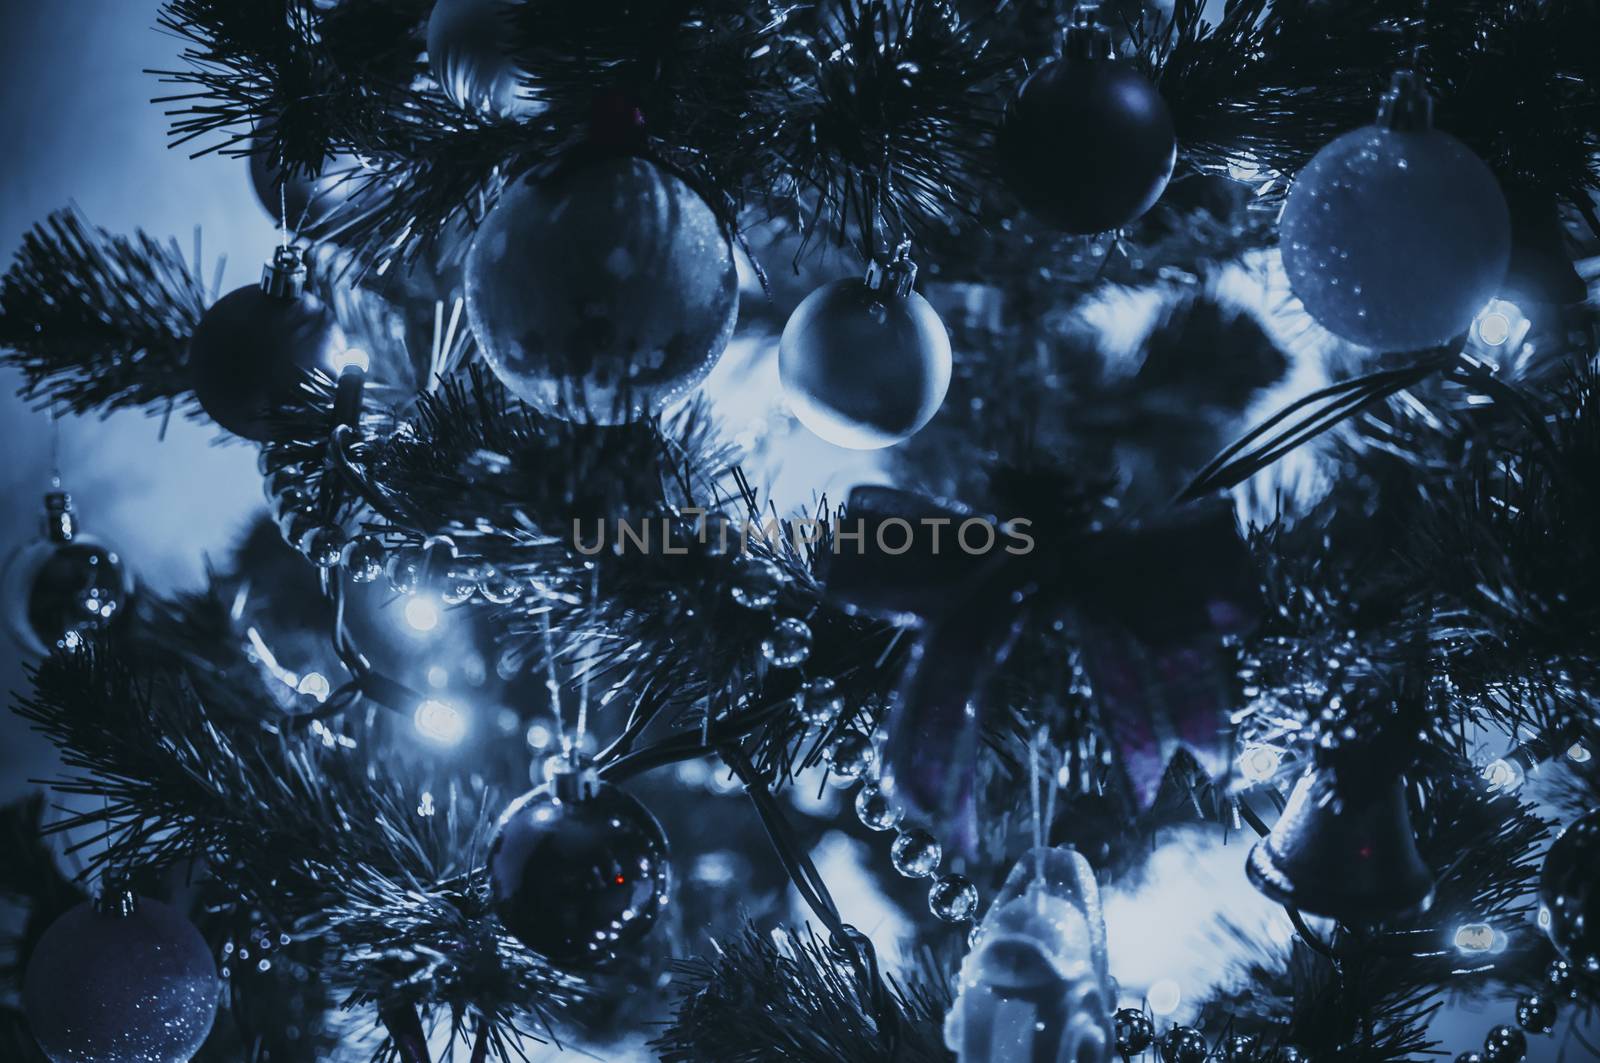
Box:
1471;299;1529;352
1568;743;1592;764
414;699;467;745
1237;743;1283;784
296;672;330;701
404;597;440;632
331;347;371;374
1453;922;1497;954
1147;979;1182;1016
426;665;449;689
1481;757;1523;792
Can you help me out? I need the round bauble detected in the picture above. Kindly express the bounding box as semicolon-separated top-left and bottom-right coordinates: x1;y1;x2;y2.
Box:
189;249;348;441
248;132;374;233
1280;76;1510;351
2;493;133;655
465;157;738;423
1113;1008;1154;1055
778;254;951;450
427;0;541;121
1539;808;1599;977
23;894;218;1063
998;12;1175;233
487;766;670;964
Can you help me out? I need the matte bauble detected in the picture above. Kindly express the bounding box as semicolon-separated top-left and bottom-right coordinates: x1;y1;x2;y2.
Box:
248;132;373;233
23;894;218;1063
189;248;347;440
1280;72;1510;351
465;157;738;422
2;492;133;655
778;248;951;450
1539;808;1599;976
998;8;1175;233
487;765;670;964
427;0;540;121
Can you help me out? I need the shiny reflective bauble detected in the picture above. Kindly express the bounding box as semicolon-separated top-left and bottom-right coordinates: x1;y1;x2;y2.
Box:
426;0;541;121
761;617;813;668
1545;958;1576;1000
854;785;902;831
23;897;218;1063
439;565;479;605
486;779;670;964
1515;993;1555;1034
797;676;844;726
1223;1033;1259;1061
778;278;951;450
1539;809;1600;975
999;56;1175;233
1274;1049;1306;1063
826;732;876;782
189;284;347;441
1113;1008;1154;1055
1456;1053;1485;1063
1281;126;1510;351
890;827;942;878
478;568;524;605
299;525;347;568
386;546;424;594
928;872;978;922
465;157;738;423
248;132;375;232
1482;1024;1526;1063
3;538;132;655
342;535;386;583
729;557;783;610
1160;1026;1209;1063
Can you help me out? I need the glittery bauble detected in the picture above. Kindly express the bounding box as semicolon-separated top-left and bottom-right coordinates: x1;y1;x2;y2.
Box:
1113;1008;1154;1055
1160;1027;1210;1063
1539;809;1600;976
929;872;978;921
854;785;902;831
826;732;876;782
1514;993;1554;1035
23;896;218;1063
761;617;813;668
778;278;951;450
189;284;347;441
1223;1034;1259;1061
890;828;942;878
342;535;386;583
1545;958;1576;1000
998;54;1176;233
487;774;670;964
465;157;738;423
426;0;541;121
1280;126;1510;351
1274;1048;1306;1063
1482;1024;1526;1063
4;507;133;656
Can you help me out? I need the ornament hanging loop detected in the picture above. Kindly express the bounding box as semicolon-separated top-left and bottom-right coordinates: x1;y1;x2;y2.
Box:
865;240;917;298
1064;2;1113;61
42;491;76;543
94;885;138;918
261;245;308;298
1376;69;1434;132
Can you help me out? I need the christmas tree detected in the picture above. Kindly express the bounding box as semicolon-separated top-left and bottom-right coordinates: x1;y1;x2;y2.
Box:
2;1;1599;1060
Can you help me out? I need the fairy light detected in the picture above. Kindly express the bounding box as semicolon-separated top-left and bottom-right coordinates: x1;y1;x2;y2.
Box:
1453;922;1504;955
1471;299;1529;353
1481;757;1524;792
1237;743;1283;785
331;347;370;374
296;672;330;702
1147;979;1182;1016
403;597;440;633
1568;743;1592;764
414;699;467;746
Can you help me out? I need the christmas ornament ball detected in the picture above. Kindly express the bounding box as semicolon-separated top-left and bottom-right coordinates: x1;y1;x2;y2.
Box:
1160;1026;1209;1063
487;767;670;964
1482;1024;1526;1063
1514;992;1555;1035
465;157;738;423
1280;99;1510;350
3;494;133;656
998;13;1175;233
1113;1008;1154;1055
189;249;347;440
248;134;372;232
1539;808;1600;975
778;254;951;450
427;0;540;120
23;895;218;1063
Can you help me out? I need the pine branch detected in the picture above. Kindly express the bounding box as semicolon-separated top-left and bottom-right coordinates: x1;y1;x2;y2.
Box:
0;210;210;416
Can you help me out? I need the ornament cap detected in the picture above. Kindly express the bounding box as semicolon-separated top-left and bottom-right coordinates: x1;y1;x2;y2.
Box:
94;887;139;918
42;491;77;543
547;755;602;803
865;240;918;298
261;245;309;299
1376;69;1434;131
1064;2;1114;61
